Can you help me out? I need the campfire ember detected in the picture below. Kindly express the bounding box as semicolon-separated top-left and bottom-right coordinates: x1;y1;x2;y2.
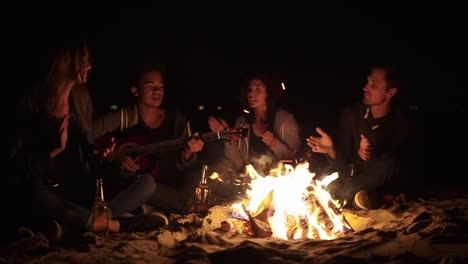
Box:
227;161;353;240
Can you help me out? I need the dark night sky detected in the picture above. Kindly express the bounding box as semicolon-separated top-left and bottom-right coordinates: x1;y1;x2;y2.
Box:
6;3;467;184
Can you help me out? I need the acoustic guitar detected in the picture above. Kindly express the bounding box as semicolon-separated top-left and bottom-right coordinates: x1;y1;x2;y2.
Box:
114;127;248;178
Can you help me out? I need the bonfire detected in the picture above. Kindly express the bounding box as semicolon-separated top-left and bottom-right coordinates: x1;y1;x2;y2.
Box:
204;161;353;240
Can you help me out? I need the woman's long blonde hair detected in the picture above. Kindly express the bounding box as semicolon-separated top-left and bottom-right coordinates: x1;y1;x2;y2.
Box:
40;40;90;117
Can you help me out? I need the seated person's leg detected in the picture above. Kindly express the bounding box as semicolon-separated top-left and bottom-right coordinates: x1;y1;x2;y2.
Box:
147;182;190;215
108;173;156;218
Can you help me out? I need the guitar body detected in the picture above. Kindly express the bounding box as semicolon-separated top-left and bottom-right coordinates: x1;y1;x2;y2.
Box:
113;130;161;179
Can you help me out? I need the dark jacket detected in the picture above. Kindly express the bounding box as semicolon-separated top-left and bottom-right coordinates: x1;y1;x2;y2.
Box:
8;90;99;205
334;102;413;179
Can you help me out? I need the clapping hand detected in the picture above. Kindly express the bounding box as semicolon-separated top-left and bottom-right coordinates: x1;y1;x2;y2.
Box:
50;114;70;159
358;134;372;161
306;127;336;159
262;131;277;147
208;116;229;132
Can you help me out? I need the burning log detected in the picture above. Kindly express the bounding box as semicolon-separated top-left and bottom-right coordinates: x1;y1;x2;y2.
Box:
228;162;354;240
241;203;273;238
306;185;354;238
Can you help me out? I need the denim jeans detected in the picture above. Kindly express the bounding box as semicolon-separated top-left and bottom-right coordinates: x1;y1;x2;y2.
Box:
147;165;202;215
30;182;91;231
17;173;156;233
109;173;156;217
328;153;399;201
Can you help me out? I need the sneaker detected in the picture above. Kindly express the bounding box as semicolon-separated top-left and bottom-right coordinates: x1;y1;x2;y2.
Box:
147;211;169;226
354;190;380;210
33;219;63;243
119;212;168;232
45;220;63;242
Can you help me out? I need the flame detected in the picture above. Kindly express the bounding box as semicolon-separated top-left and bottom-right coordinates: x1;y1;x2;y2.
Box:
209;172;221;181
230;161;352;240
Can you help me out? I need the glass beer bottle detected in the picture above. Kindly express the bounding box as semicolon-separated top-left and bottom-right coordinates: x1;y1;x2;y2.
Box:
194;165;211;215
87;178;112;237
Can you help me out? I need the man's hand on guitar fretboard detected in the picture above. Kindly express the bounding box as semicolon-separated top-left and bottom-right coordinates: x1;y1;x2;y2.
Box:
186;132;205;153
183;132;205;161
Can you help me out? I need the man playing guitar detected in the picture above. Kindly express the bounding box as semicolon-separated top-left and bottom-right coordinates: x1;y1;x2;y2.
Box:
106;63;205;216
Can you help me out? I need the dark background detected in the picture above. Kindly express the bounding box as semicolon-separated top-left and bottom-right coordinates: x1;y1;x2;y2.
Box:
6;2;467;189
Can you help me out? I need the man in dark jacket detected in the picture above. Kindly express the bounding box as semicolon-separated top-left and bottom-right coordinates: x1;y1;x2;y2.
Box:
306;63;414;210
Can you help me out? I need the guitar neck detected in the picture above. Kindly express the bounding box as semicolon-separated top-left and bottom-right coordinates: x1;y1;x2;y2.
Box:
122;130;240;157
123;138;185;157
